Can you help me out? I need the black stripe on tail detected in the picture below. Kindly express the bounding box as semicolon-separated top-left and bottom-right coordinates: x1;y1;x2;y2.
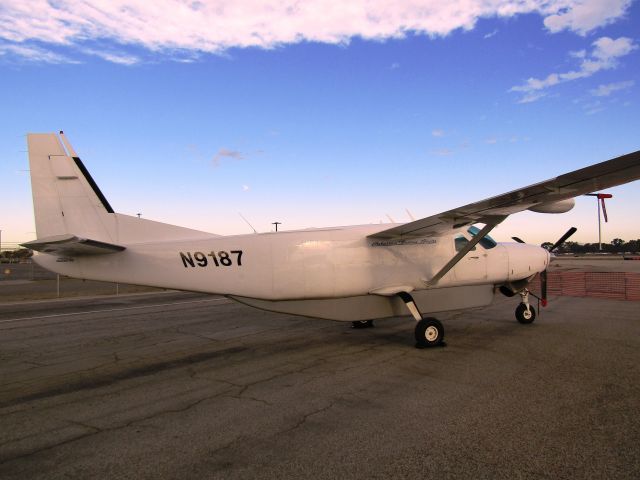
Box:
72;157;114;213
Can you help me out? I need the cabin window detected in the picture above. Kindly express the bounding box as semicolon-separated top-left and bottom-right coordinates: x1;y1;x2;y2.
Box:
467;225;497;249
454;234;476;252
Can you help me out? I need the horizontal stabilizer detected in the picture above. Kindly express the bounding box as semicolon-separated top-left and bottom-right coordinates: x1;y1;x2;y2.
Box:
21;234;125;257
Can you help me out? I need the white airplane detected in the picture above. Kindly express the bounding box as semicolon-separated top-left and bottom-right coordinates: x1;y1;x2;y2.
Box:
22;132;640;348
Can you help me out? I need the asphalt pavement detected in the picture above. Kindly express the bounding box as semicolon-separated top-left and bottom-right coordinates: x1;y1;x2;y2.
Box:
1;291;639;479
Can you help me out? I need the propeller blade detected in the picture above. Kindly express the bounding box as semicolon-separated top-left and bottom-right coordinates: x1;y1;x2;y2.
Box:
512;236;526;244
549;227;577;253
542;226;577;305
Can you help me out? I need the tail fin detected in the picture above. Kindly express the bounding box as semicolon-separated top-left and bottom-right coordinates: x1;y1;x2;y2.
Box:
28;132;116;242
26;131;217;248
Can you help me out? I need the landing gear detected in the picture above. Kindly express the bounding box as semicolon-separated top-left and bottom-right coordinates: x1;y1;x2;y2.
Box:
415;318;445;348
351;320;374;329
515;289;536;324
397;291;445;348
515;303;536;323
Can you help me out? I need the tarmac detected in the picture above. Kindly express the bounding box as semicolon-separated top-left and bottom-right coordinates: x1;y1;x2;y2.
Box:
1;285;639;478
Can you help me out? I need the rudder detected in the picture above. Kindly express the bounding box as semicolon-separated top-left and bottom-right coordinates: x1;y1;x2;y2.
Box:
27;132;115;242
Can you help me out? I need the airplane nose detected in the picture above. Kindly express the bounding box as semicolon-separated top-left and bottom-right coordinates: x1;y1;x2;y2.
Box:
505;243;549;281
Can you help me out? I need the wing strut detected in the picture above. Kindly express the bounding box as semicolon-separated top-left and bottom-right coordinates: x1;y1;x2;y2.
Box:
424;216;506;287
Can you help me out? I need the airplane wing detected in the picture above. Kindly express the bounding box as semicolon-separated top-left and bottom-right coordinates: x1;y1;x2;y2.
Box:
21;234;125;256
369;149;640;240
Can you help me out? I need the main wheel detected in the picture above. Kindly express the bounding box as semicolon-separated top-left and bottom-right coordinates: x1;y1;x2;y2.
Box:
515;303;536;324
415;318;444;348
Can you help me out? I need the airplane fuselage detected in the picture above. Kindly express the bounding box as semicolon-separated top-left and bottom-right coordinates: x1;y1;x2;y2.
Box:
35;224;549;318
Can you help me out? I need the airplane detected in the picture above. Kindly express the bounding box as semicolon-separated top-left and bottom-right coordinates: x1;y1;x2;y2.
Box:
22;132;640;348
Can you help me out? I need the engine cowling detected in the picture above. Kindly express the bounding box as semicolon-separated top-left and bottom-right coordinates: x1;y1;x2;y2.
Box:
527;198;575;214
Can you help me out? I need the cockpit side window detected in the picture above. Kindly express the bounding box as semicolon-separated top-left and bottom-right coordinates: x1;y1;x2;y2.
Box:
467;225;497;249
454;234;476;252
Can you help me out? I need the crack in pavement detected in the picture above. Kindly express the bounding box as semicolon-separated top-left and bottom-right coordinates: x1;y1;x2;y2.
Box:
0;346;248;409
279;399;340;435
0;386;238;465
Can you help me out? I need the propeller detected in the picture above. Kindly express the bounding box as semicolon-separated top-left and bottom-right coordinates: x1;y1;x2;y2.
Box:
539;227;577;306
508;228;577;305
547;227;577;253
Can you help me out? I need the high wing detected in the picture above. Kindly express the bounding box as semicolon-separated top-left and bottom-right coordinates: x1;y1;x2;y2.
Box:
22;234;125;256
369;149;640;240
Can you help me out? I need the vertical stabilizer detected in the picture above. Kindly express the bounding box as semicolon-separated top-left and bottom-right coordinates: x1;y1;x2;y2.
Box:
28;132;115;242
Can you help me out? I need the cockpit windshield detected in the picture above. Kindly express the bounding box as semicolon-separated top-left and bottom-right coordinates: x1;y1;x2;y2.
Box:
467;225;497;249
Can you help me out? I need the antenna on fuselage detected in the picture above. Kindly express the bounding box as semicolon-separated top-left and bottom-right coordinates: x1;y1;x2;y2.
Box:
238;212;258;233
405;208;415;221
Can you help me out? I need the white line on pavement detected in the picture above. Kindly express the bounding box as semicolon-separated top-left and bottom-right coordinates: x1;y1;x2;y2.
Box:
0;298;229;324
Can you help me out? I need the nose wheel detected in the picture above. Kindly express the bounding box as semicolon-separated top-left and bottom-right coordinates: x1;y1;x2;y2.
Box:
515;303;536;323
515;289;536;324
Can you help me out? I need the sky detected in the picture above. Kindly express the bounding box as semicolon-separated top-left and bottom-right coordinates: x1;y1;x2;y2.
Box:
1;0;639;247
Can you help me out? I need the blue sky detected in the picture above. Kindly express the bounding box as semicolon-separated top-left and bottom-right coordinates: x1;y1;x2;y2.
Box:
1;1;639;246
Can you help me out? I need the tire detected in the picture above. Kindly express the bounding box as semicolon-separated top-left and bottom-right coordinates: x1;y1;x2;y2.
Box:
415;318;444;348
515;303;536;324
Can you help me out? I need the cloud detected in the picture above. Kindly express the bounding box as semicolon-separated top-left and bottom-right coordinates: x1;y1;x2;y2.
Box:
483;29;498;39
242;184;250;191
431;129;444;137
583;100;604;115
430;148;453;157
83;48;139;65
569;49;586;59
510;36;637;102
517;91;548;104
590;80;635;96
0;43;79;64
543;0;632;35
212;148;244;167
0;1;634;63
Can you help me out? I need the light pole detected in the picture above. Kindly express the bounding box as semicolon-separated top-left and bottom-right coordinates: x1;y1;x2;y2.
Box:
272;222;281;232
585;193;612;250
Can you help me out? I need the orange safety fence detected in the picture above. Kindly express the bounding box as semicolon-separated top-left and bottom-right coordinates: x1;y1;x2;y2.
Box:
528;272;640;301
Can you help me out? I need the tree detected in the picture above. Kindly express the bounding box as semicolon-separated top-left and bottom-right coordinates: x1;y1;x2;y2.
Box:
623;239;639;253
562;241;581;254
1;249;33;262
610;238;624;253
541;242;554;251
